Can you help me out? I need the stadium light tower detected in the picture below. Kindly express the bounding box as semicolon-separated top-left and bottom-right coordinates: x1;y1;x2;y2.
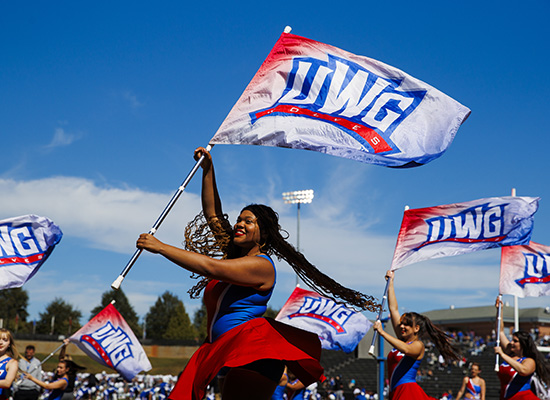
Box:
282;190;314;285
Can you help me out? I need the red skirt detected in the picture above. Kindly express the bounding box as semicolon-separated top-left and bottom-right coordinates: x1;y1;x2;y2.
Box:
504;390;539;400
168;317;324;400
390;382;438;400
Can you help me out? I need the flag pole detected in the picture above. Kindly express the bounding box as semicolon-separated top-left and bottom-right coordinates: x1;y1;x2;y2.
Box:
369;205;409;356
19;342;66;377
111;144;214;290
495;294;503;371
369;278;390;356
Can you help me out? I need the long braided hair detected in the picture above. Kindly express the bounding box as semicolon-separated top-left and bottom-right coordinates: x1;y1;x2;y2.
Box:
184;204;380;312
400;312;461;362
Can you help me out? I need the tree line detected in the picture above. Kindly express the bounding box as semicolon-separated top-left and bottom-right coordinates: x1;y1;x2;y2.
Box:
0;288;278;342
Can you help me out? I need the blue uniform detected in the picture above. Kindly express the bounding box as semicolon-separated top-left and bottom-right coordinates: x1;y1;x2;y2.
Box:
48;378;69;400
204;254;275;342
0;357;13;400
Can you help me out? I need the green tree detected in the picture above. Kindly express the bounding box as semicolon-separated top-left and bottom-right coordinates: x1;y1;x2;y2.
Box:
90;289;142;338
0;288;29;332
163;302;196;340
263;306;279;319
36;298;82;336
193;299;207;340
146;291;191;340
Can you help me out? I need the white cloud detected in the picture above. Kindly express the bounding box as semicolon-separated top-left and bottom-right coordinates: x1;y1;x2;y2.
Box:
44;127;83;149
122;91;143;109
0;177;201;253
3;176;549;323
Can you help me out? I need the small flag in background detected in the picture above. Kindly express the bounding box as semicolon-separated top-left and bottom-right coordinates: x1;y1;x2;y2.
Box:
68;304;152;381
276;287;372;353
391;196;539;270
0;214;62;290
500;242;550;297
210;31;470;168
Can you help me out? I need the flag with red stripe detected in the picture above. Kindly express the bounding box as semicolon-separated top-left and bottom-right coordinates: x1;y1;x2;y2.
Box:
500;241;550;297
68;304;151;381
276;287;371;353
391;196;539;270
0;214;62;290
210;31;470;168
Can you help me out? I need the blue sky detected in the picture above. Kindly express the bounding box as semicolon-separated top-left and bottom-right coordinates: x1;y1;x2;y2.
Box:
1;1;549;326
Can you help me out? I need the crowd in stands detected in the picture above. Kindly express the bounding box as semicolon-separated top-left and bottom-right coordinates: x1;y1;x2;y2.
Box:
8;328;549;400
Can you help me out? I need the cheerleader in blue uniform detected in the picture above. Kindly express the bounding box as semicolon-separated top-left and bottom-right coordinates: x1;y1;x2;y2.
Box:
373;270;460;400
24;361;69;400
494;298;550;400
456;362;485;400
0;328;19;400
137;147;379;400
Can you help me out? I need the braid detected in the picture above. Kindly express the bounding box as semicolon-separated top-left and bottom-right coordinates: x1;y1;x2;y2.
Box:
183;212;234;298
243;204;380;312
409;312;461;362
183;205;380;312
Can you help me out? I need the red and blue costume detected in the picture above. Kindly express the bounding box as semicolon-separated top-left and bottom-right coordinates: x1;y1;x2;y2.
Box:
387;348;436;400
497;358;537;400
465;378;482;399
168;255;324;400
0;357;12;400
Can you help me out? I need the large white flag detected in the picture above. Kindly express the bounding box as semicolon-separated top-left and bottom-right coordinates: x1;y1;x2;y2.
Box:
68;304;151;381
0;214;62;290
210;31;470;168
276;287;372;353
500;242;550;297
391;196;539;270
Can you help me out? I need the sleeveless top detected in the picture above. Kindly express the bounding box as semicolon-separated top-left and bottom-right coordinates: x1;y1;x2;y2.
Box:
0;357;13;400
48;377;69;400
204;254;275;342
387;348;422;391
497;357;533;400
466;377;482;399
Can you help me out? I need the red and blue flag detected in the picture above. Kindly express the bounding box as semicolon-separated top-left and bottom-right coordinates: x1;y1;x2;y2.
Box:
391;196;539;270
0;214;62;290
68;303;152;381
276;287;372;353
500;241;550;297
210;31;470;168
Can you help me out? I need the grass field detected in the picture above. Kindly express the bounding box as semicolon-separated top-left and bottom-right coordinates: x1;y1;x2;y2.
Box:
36;353;190;376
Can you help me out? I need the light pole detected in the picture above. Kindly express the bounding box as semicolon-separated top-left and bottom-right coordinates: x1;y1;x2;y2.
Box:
282;189;314;285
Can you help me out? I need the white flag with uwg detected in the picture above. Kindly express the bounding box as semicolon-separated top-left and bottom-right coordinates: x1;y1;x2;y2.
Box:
391;196;539;270
275;287;372;353
68;304;151;381
210;31;470;168
0;214;62;290
500;242;550;297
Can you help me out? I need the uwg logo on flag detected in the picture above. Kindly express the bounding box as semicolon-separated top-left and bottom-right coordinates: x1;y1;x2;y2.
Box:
500;242;550;297
210;32;470;168
69;304;151;381
391;196;539;270
276;287;372;353
0;214;62;290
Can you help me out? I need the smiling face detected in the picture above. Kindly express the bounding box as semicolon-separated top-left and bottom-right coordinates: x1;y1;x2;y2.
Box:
233;210;261;252
56;362;68;376
510;335;523;356
0;333;10;355
398;314;420;341
470;363;481;377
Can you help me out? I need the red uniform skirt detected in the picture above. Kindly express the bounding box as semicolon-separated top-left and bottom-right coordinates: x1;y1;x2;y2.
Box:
503;390;539;400
390;382;437;400
168;317;324;400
